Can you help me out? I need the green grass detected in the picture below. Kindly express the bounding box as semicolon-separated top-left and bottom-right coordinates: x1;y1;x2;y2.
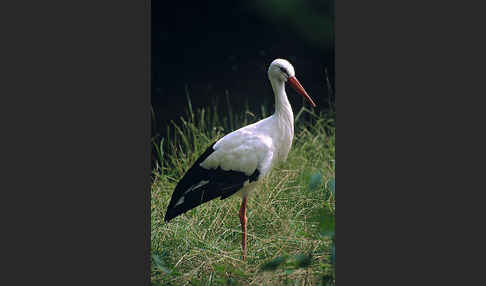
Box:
151;97;335;285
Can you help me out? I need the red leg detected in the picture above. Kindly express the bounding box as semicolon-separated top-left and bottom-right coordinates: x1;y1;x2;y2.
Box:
239;196;248;261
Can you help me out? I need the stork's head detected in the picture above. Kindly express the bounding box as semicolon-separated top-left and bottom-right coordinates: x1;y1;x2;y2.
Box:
268;58;295;82
268;58;316;107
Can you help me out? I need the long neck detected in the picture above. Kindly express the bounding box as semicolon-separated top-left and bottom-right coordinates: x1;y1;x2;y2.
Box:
270;78;294;121
270;77;294;162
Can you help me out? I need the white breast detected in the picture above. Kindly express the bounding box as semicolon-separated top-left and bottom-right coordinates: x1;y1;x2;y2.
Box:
201;116;287;179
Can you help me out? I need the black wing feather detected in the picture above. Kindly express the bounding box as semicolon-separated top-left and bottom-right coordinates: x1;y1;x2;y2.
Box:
164;141;260;222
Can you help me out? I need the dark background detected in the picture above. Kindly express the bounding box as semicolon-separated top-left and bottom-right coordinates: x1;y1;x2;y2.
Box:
151;0;335;139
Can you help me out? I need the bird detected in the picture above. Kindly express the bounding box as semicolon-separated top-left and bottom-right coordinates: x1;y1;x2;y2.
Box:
164;58;316;261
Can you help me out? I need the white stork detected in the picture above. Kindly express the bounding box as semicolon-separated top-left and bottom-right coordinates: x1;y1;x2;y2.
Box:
164;58;316;260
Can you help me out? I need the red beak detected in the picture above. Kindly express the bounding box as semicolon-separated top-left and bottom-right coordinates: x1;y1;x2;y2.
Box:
288;76;316;107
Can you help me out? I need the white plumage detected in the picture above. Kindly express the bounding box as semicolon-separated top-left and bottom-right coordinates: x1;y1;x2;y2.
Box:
164;58;316;261
201;108;291;197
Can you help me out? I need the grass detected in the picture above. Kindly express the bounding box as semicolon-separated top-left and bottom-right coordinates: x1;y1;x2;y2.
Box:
151;96;335;285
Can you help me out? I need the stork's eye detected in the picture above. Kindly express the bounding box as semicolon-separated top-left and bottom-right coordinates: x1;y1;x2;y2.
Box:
279;67;288;75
